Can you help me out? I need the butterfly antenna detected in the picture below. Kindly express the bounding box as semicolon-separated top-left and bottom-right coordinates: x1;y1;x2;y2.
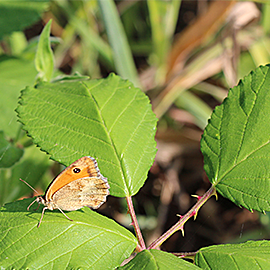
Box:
20;178;39;194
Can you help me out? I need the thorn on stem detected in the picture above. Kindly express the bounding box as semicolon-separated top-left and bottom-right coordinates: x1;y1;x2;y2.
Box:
191;210;198;220
191;194;202;200
180;227;185;236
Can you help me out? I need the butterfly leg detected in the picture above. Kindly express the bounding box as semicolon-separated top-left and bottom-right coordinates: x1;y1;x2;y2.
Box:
33;204;40;211
37;206;48;228
27;199;39;211
57;207;73;222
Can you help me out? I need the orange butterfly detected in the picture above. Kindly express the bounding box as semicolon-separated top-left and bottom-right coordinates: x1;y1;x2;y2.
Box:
22;156;109;227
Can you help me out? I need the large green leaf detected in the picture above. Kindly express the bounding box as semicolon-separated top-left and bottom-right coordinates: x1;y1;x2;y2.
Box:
0;199;137;269
195;240;270;269
201;65;270;212
119;249;201;270
17;74;157;197
0;56;37;137
0;1;49;40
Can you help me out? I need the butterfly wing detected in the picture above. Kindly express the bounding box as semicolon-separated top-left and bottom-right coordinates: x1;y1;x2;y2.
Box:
45;156;101;201
52;177;110;211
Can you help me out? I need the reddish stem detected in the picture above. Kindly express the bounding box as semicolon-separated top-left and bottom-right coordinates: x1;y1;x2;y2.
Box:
126;196;146;250
148;185;217;249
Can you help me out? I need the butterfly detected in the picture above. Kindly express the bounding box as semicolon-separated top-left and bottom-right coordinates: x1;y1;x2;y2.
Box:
21;156;110;227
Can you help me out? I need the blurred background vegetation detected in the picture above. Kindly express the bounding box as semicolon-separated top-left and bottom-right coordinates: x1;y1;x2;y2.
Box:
1;0;270;252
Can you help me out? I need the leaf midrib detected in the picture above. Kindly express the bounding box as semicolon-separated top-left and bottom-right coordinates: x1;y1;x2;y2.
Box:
82;80;129;194
215;72;268;186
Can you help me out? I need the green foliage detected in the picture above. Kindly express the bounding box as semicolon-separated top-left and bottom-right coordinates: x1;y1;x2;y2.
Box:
0;131;23;168
2;3;270;269
175;91;212;129
0;145;52;206
201;65;270;213
0;199;137;269
0;14;156;269
119;249;201;270
35;19;54;82
0;1;49;40
0;56;36;137
17;74;157;197
52;72;90;82
98;0;140;88
147;0;181;83
195;240;270;269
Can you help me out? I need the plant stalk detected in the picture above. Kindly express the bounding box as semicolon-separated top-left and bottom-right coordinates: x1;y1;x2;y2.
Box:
126;196;146;250
148;185;217;249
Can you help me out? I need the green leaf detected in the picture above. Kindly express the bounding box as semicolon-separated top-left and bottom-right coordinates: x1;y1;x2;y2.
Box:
0;56;37;137
0;130;23;168
16;74;157;197
195;240;270;270
201;65;270;212
0;199;137;269
98;0;140;88
52;72;90;82
0;145;52;206
119;249;201;270
35;19;54;82
0;1;49;40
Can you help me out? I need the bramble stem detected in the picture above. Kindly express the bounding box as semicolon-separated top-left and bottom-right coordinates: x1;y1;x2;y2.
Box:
148;185;217;249
126;196;146;250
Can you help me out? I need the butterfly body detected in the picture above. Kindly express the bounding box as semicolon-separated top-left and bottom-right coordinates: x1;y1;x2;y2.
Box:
26;156;109;227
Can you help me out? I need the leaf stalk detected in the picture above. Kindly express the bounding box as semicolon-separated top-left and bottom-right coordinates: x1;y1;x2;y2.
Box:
126;196;146;250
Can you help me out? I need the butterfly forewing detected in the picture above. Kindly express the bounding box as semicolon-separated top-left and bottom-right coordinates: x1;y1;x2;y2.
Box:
45;156;103;201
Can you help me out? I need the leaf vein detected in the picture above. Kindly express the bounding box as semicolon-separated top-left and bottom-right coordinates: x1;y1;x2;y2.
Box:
29;95;103;126
202;136;218;157
0;225;36;259
108;90;138;134
81;81;127;191
234;83;259;165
